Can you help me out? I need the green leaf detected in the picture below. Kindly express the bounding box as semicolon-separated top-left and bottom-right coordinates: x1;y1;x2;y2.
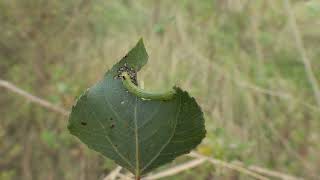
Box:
68;39;206;176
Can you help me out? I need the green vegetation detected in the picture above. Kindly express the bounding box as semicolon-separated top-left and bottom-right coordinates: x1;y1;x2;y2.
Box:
1;0;320;179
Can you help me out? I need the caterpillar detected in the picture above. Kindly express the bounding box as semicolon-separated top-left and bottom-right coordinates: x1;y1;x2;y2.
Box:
120;72;176;101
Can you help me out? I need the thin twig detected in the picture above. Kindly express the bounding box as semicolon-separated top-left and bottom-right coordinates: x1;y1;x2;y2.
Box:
283;0;320;107
117;173;133;180
189;152;303;180
0;80;69;116
143;158;207;180
103;166;122;180
248;165;303;180
188;152;269;180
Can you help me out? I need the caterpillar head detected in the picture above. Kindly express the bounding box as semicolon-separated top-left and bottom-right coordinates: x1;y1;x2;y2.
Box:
115;63;138;85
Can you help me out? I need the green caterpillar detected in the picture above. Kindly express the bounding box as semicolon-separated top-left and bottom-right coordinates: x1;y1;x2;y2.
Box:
121;72;176;101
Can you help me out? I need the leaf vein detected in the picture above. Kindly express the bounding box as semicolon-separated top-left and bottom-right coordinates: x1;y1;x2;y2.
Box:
86;103;134;169
137;102;162;130
102;84;135;131
140;95;182;173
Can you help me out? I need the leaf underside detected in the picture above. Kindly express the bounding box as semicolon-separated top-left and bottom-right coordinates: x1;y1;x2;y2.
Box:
68;39;206;176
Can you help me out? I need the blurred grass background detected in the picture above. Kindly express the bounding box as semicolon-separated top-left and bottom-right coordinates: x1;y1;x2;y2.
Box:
1;0;320;179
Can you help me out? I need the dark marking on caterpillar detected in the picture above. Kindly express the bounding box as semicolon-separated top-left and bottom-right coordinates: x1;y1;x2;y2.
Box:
110;124;115;128
114;64;138;85
121;72;176;101
81;122;87;126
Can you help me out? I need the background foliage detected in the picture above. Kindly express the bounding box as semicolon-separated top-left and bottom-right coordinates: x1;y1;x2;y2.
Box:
1;0;320;179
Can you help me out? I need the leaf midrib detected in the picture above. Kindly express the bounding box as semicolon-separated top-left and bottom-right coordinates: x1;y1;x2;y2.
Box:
134;97;140;176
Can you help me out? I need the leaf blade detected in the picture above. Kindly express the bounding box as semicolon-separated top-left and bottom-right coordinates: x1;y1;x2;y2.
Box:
68;40;206;175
